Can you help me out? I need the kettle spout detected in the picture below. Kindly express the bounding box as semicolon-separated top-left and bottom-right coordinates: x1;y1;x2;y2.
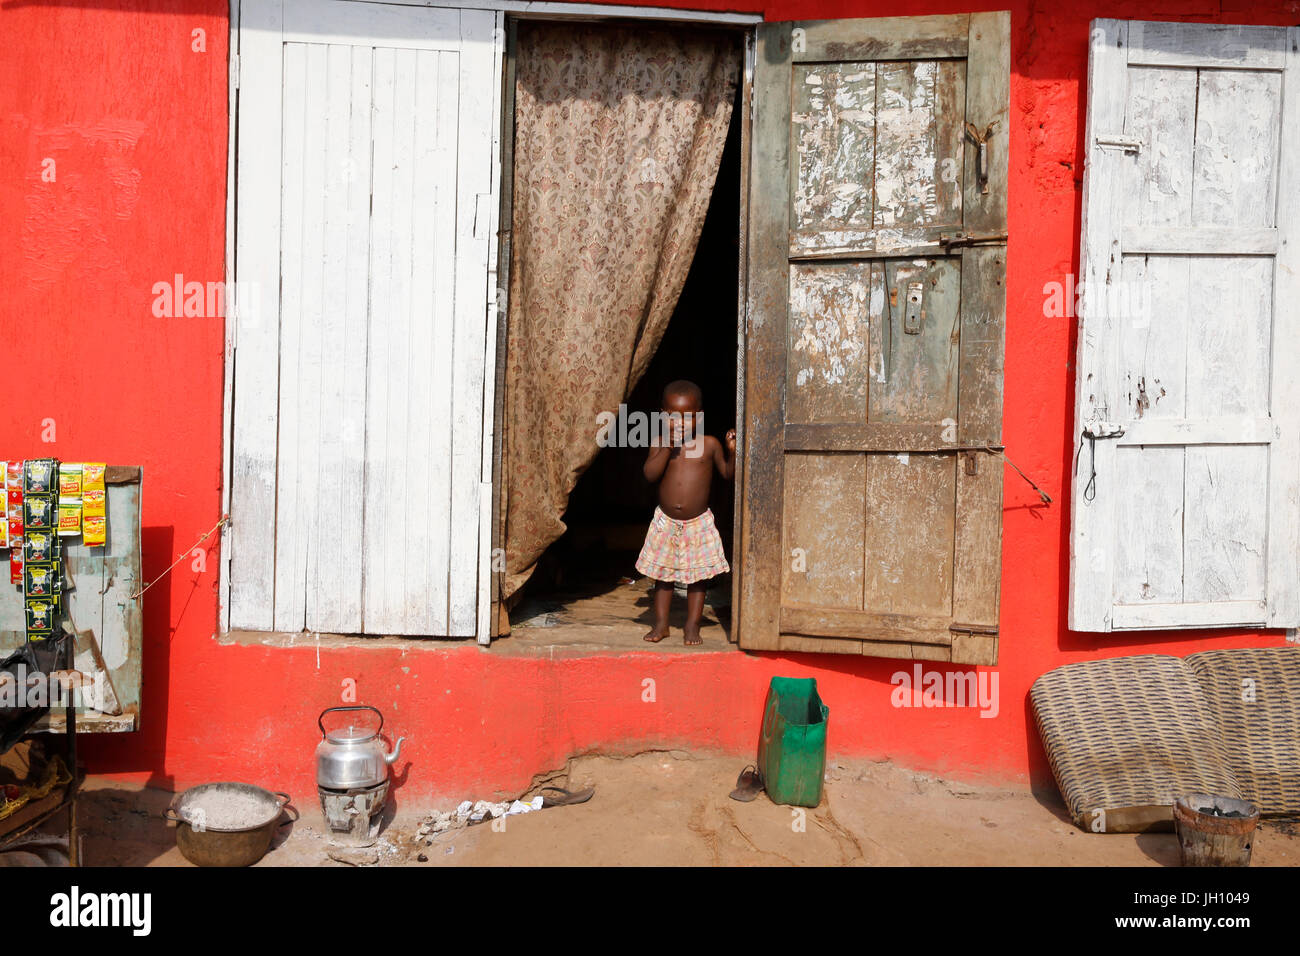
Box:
385;736;406;765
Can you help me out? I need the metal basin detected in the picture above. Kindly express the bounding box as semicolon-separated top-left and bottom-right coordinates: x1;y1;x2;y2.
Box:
165;783;292;867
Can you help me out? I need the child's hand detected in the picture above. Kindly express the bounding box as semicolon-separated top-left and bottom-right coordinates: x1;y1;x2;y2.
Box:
725;429;737;454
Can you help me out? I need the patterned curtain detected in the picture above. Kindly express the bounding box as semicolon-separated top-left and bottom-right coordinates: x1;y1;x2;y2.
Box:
500;21;738;604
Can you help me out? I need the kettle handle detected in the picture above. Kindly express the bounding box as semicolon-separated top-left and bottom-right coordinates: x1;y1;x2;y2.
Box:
318;704;383;737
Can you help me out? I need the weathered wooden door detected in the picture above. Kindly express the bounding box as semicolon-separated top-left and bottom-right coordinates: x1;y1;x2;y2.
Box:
228;0;501;636
1069;20;1300;631
739;13;1010;664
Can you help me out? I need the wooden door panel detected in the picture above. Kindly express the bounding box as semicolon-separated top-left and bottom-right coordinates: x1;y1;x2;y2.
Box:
786;263;872;423
872;258;961;424
862;453;955;617
873;60;966;232
790;65;876;252
782;454;866;608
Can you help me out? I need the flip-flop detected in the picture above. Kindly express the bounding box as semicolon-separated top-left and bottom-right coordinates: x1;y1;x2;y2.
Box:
729;765;764;802
539;786;594;808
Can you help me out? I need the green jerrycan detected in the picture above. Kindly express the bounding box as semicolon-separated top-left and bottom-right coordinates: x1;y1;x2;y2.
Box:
757;677;829;808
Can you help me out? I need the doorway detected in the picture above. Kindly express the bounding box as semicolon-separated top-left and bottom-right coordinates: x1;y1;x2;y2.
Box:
500;21;746;650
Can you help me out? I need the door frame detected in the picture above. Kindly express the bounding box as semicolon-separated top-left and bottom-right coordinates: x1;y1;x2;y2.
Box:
219;0;760;639
487;9;757;643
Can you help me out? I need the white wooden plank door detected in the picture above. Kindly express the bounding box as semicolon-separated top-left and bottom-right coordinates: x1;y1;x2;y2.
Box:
229;0;501;636
1070;20;1300;631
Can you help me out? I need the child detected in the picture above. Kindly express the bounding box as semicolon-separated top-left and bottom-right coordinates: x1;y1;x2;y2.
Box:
636;380;736;645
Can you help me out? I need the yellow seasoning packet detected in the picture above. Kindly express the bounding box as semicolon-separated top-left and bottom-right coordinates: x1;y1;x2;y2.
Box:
82;488;105;517
82;463;106;493
58;463;82;497
82;514;106;547
58;499;83;536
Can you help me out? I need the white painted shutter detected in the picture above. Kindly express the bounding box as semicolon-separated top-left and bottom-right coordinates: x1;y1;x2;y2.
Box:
229;0;501;636
1070;20;1300;631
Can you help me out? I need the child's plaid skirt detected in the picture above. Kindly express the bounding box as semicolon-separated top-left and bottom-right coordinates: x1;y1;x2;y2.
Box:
635;507;730;584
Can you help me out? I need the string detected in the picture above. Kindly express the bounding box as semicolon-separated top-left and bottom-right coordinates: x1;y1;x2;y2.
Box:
126;514;229;601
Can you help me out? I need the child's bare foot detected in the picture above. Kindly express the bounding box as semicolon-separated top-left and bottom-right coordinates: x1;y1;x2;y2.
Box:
643;625;670;643
683;624;703;646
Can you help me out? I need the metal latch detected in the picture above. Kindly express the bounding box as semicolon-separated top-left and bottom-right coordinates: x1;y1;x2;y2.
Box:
950;623;999;636
939;231;1008;250
965;121;997;194
1081;420;1125;439
1094;134;1143;153
903;282;924;334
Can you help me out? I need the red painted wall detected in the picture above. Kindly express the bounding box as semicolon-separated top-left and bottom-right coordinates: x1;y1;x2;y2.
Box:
2;0;1295;805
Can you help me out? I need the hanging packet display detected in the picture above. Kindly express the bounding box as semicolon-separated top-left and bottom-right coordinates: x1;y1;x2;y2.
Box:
81;464;107;546
5;462;22;581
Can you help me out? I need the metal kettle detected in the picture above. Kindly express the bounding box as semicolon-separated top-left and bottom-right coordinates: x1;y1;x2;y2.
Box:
315;705;405;791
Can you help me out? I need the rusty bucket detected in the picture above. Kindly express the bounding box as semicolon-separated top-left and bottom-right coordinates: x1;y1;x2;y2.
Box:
1173;794;1260;867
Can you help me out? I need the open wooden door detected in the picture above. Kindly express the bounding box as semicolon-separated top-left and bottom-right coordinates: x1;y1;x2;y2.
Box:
738;13;1010;664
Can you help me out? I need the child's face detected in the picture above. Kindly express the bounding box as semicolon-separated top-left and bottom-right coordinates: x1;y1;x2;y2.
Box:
664;392;702;444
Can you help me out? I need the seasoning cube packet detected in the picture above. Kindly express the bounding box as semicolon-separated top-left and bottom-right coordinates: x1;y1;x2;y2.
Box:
81;487;105;517
82;514;106;547
24;562;58;598
24;459;56;494
57;498;82;536
23;493;53;529
24;530;55;563
25;599;54;637
81;463;106;493
58;462;82;497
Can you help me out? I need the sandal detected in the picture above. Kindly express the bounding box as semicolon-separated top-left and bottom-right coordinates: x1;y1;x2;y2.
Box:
539;786;595;808
729;765;764;802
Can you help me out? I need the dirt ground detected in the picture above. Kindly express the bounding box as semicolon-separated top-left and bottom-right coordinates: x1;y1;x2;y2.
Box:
7;751;1298;866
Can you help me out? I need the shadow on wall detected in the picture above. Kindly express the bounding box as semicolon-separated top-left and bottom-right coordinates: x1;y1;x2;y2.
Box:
82;525;175;793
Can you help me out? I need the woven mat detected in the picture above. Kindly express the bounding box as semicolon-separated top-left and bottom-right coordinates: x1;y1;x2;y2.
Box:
1031;654;1241;832
1185;646;1300;815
